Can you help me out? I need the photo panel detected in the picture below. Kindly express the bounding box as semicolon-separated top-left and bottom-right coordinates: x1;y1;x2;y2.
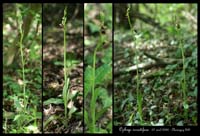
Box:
84;3;113;134
114;3;197;129
43;3;83;133
3;3;42;133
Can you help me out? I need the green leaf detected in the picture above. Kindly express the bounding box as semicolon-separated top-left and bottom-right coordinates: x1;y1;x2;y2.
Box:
54;61;63;66
74;111;82;119
63;78;70;107
85;38;94;46
43;98;63;105
94;89;100;104
68;106;77;118
126;120;132;126
188;87;197;97
44;115;58;128
96;127;108;133
25;125;39;133
102;47;112;64
84;66;93;98
13;96;23;111
177;121;184;126
68;90;79;100
106;121;112;133
183;102;189;110
14;114;21;122
88;22;100;33
84;110;90;127
155;119;164;126
95;64;111;85
85;54;94;65
97;87;112;108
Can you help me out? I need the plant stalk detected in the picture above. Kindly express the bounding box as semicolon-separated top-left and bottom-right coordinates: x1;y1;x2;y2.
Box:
176;23;188;119
126;5;143;124
19;13;26;108
62;7;70;119
90;12;104;133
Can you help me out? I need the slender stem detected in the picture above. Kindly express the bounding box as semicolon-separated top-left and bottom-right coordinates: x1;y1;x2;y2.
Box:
63;7;68;83
180;35;187;118
19;15;26;108
62;7;69;119
20;32;25;96
126;5;143;123
90;17;104;132
180;42;186;100
90;35;102;133
90;49;96;132
64;20;67;82
176;26;188;119
63;9;67;118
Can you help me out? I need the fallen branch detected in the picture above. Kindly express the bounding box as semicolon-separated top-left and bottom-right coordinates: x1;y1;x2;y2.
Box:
114;58;181;77
143;52;166;64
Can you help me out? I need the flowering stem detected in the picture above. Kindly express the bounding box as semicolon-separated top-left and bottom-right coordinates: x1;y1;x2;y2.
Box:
126;4;143;124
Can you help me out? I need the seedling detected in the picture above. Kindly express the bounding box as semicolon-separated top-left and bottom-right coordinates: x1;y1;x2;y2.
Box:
126;5;143;124
61;6;70;119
